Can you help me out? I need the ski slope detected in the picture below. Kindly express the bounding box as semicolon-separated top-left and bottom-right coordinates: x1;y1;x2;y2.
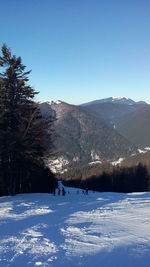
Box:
0;185;150;266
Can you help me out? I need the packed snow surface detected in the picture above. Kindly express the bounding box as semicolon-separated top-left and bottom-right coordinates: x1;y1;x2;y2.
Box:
0;186;150;266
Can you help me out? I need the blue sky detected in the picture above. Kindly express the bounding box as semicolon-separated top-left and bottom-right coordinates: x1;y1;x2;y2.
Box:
0;0;150;104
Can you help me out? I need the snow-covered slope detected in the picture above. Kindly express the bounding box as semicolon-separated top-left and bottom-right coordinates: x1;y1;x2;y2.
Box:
0;187;150;266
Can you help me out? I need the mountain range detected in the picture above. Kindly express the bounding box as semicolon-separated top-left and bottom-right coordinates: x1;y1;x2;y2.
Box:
81;97;150;148
81;97;147;106
39;97;150;174
81;97;148;126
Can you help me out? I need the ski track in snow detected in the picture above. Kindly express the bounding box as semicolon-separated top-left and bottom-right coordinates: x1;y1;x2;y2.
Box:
0;190;150;266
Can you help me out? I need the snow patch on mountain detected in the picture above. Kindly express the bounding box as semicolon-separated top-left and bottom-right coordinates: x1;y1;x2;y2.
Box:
47;157;69;173
91;150;101;161
42;100;62;105
72;156;80;162
138;149;147;154
111;157;124;166
88;160;102;165
112;96;130;100
138;147;150;154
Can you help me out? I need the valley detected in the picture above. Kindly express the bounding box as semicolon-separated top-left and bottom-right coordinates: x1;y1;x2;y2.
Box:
40;97;150;178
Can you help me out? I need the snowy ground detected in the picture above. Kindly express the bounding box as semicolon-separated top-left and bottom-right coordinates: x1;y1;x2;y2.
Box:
0;186;150;267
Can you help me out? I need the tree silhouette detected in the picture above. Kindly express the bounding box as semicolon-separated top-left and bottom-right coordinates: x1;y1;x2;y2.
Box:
0;44;56;195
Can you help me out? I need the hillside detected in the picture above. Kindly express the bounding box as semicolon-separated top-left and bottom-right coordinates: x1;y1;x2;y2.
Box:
81;97;147;125
40;101;137;173
115;105;150;148
0;188;150;266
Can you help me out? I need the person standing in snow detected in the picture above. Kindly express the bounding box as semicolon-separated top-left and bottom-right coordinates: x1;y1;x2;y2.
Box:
85;188;88;195
62;187;66;196
53;188;56;196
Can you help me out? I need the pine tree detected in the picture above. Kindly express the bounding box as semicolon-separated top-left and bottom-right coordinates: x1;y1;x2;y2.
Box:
0;44;55;195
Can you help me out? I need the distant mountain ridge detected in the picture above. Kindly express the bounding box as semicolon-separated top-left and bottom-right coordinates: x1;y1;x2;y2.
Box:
81;99;148;127
80;97;150;149
81;97;147;106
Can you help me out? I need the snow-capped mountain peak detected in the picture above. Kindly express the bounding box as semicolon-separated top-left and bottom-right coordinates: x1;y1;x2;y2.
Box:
112;96;130;101
40;100;62;105
111;97;135;105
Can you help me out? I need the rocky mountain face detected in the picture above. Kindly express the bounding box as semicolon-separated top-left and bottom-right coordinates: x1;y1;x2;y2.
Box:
40;100;138;173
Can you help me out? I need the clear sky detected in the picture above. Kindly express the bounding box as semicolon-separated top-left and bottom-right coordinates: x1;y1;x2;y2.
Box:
0;0;150;104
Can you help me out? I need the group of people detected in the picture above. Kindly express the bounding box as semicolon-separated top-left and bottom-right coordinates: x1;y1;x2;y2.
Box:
53;187;66;196
77;188;88;195
53;185;89;196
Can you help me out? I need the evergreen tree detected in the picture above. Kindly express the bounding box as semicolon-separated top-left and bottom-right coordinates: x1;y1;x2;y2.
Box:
0;44;55;195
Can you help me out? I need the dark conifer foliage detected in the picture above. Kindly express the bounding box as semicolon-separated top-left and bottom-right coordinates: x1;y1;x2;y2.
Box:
63;163;149;193
0;44;56;196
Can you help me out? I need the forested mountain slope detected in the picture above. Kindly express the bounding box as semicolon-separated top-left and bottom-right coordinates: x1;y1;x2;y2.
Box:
81;97;147;125
40;101;137;172
115;105;150;148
